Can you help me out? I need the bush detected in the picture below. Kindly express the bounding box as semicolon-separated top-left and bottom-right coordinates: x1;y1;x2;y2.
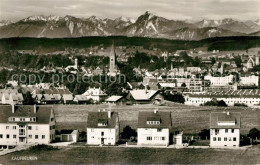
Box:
29;144;58;152
248;128;260;140
198;129;210;140
234;103;248;107
121;126;137;139
203;100;227;107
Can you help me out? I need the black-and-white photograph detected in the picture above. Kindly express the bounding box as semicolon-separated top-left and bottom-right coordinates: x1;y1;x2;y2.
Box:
0;0;260;164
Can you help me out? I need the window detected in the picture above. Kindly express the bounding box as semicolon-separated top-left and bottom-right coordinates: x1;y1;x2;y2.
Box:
6;126;9;129
225;129;228;133
218;137;221;141
233;137;236;141
36;126;38;130
224;137;227;141
42;135;45;139
0;134;2;138
91;129;94;132
29;135;32;138
229;137;232;141
162;137;165;141
91;136;94;139
147;136;152;141
101;132;104;136
13;135;16;139
231;129;234;133
157;128;162;132
213;137;216;141
13;126;16;130
28;126;32;130
35;135;38;139
19;129;25;136
51;118;54;122
6;134;9;139
215;129;219;135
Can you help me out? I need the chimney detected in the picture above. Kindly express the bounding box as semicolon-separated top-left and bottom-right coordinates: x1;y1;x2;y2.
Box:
108;111;111;119
227;111;230;115
34;104;37;113
12;104;15;113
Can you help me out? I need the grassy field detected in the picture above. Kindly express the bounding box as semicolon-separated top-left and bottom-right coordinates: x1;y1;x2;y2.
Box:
0;145;259;164
54;103;260;135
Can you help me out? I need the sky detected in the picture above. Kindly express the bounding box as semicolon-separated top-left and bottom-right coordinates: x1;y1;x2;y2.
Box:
0;0;260;21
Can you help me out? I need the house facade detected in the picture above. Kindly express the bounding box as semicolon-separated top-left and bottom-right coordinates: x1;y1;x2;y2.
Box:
86;111;119;145
137;110;171;146
210;112;241;147
185;89;260;107
82;87;107;103
0;105;56;149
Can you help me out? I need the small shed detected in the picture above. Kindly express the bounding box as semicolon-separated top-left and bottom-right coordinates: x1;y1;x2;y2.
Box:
60;130;79;142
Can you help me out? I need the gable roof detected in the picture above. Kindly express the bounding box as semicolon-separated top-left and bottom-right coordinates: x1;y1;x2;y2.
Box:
87;111;118;128
137;111;171;128
0;105;53;124
106;96;123;102
63;94;74;101
210;112;241;129
129;90;159;101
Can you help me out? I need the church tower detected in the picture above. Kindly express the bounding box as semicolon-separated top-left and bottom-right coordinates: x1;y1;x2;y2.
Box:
109;44;117;75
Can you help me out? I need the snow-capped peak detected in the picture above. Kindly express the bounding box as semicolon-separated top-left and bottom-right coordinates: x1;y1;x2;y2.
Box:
23;15;61;22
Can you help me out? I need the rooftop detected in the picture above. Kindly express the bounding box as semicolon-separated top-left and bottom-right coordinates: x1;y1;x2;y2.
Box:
87;111;118;128
138;111;171;128
210;112;241;129
0;105;53;124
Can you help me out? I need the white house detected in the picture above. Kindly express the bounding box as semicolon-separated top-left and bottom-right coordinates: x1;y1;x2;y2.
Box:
210;112;241;147
0;105;56;149
137;110;171;146
240;75;259;86
86;111;119;145
82;87;107;103
204;75;234;86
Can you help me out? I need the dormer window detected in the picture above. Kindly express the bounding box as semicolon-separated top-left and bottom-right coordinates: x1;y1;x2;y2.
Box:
147;116;161;125
97;119;108;127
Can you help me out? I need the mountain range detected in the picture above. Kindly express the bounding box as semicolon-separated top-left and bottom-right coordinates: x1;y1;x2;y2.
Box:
0;11;260;40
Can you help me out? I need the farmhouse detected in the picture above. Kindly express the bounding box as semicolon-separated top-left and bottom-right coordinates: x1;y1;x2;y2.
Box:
86;111;119;145
210;112;241;147
127;89;162;104
0;105;56;149
137;110;171;146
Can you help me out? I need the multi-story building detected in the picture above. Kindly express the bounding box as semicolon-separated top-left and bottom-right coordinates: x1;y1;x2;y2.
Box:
210;112;241;147
0;105;56;149
137;110;171;146
240;75;259;86
204;75;234;86
86;111;119;145
185;89;260;107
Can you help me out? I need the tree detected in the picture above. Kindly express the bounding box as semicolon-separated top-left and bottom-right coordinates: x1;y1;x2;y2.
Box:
234;56;242;68
121;126;137;139
181;83;186;88
211;57;216;65
217;100;228;107
163;93;185;104
198;129;210;140
23;91;34;105
248;128;260;140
